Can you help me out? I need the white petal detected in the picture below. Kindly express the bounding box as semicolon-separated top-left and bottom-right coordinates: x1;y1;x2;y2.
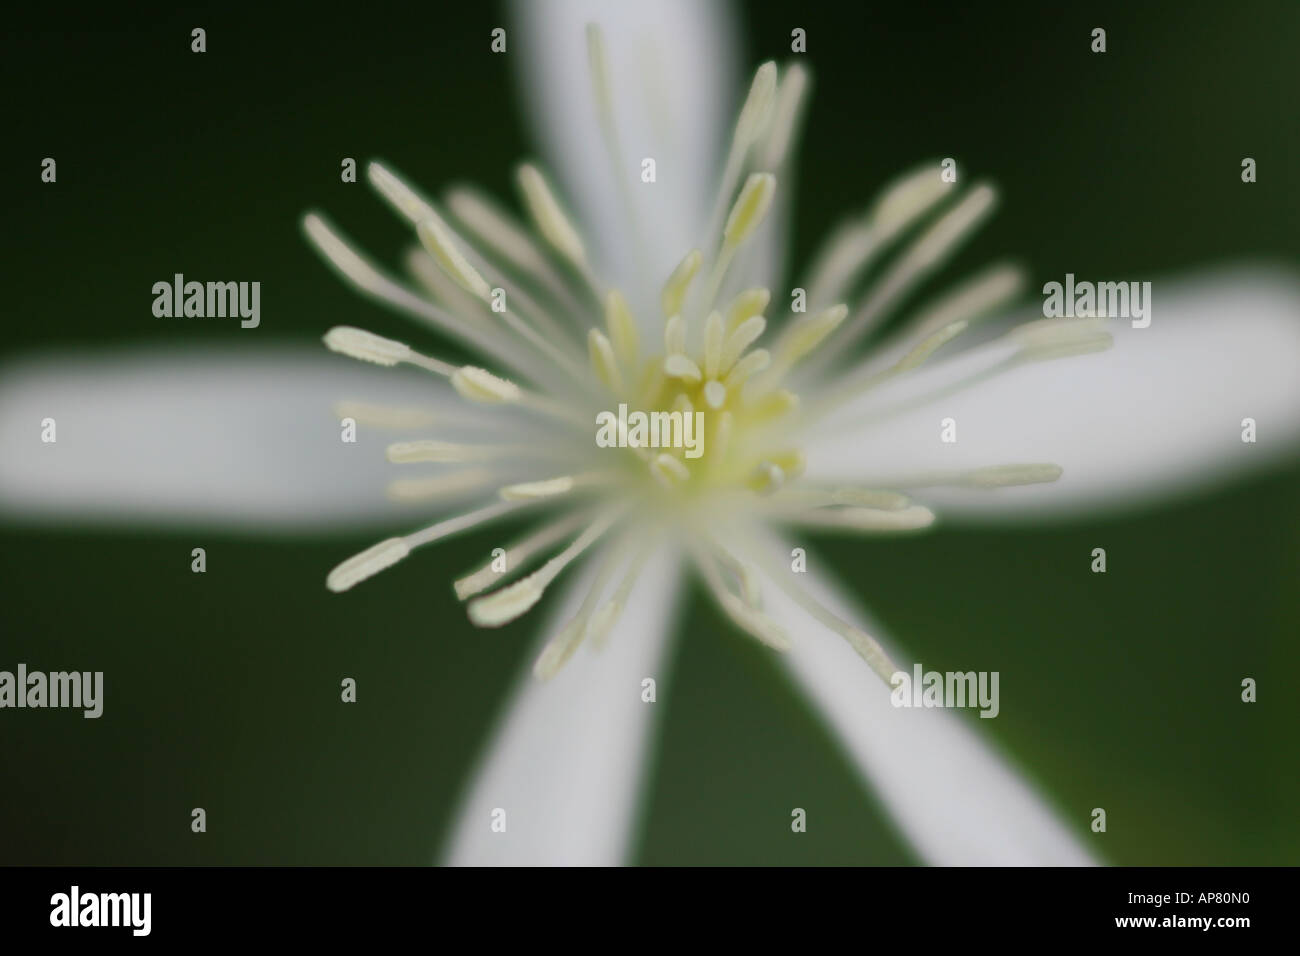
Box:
753;531;1095;865
0;346;511;530
508;0;736;315
442;545;681;865
803;267;1300;518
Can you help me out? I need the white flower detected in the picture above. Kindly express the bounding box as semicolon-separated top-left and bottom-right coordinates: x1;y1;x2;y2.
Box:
2;0;1299;866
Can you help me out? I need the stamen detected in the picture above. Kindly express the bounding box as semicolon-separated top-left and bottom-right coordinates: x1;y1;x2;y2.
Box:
746;462;785;495
869;161;955;244
328;499;521;592
664;314;687;355
830;488;911;509
701;174;776;314
745;537;897;684
416;218;493;301
723;173;777;250
664;354;703;384
386;469;494;503
773;304;847;368
703;380;727;409
725;287;770;332
403;499;523;549
326;538;410;593
824;183;999;359
898;261;1026;345
869;464;1064;490
445;187;559;284
304;214;553;385
722;348;770;389
747;388;798;422
588;329;624;393
702;62;778;251
498;473;598;501
712;544;763;608
775;504;936;533
695;544;790;651
517;164;587;268
405;248;491;321
803;222;876;311
323;326;455;376
604;290;641;368
532;534;629;679
451;366;521;404
467;511;619;627
890;319;969;374
662;250;702;319
758;62;810;170
454;509;590;600
734;61;779;149
367;161;437;223
720;314;767;373
332;401;439;429
703;311;725;378
588;537;657;646
802;162;950;310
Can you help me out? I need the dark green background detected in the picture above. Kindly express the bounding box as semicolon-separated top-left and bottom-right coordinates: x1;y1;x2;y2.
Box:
2;1;1296;864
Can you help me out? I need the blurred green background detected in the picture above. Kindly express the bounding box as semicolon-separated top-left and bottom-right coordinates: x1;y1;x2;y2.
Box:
2;0;1297;864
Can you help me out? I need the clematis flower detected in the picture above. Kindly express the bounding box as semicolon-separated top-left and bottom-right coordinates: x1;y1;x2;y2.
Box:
2;0;1299;867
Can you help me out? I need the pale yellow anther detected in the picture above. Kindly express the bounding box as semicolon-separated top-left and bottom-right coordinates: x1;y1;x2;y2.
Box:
723;348;771;389
746;462;786;495
735;61;778;146
703;380;727;409
469;577;545;627
766;449;806;480
324;326;410;367
720;315;767;372
499;476;576;501
517;164;586;266
451;366;520;404
326;538;410;593
703;311;725;378
831;488;912;510
588;328;624;393
604;289;640;367
748;388;799;421
386;470;492;503
416;218;491;301
366;162;436;223
723;173;776;249
725;288;770;332
778;304;848;366
891;319;969;374
661;249;702;319
650;453;691;487
664;314;686;355
664;353;703;384
870;161;953;241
